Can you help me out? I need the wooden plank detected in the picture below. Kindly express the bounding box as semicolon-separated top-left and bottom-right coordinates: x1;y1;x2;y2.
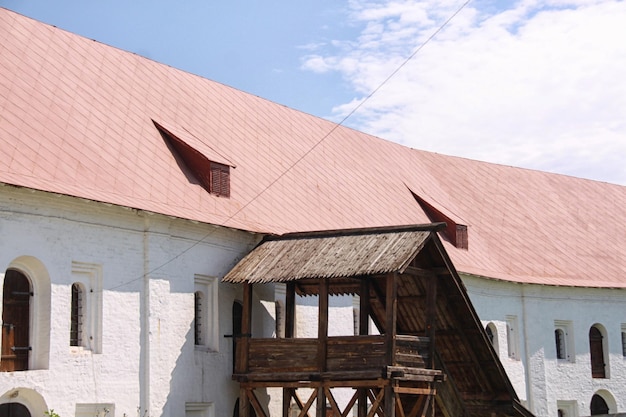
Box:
394;387;436;395
386;273;398;366
318;277;329;373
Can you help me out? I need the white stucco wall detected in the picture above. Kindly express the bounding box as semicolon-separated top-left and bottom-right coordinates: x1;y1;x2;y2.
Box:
0;185;268;417
463;273;626;417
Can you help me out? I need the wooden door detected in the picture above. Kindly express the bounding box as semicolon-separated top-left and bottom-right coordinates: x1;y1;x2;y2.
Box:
589;327;605;378
1;270;31;372
0;403;32;417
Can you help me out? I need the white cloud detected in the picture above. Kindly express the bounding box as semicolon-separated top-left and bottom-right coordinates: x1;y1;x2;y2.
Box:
304;0;626;185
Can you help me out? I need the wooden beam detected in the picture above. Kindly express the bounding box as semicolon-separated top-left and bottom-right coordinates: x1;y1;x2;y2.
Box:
247;388;269;417
237;283;252;374
318;277;329;373
360;277;370;336
359;278;371;417
285;281;296;339
385;273;398;365
394;387;436;395
404;266;450;277
425;276;437;369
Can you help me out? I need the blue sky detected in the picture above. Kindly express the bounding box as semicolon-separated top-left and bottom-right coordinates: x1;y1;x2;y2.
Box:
3;0;626;186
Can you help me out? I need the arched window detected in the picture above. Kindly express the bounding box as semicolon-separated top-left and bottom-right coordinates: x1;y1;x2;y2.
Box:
485;323;499;356
194;291;204;345
1;269;32;371
555;328;566;360
589;326;606;378
70;283;85;347
590;394;609;415
557;409;565;417
0;403;32;417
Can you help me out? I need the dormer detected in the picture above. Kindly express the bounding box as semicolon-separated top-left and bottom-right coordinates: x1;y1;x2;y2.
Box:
411;191;468;250
153;120;234;197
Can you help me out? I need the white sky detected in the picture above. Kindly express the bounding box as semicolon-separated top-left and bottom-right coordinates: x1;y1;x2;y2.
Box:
3;0;626;185
303;0;626;185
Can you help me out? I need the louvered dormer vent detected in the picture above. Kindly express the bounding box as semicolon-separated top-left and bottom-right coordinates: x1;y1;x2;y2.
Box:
412;193;468;250
153;120;232;198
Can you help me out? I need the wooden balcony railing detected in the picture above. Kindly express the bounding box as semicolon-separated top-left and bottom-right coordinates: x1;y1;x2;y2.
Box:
236;334;430;382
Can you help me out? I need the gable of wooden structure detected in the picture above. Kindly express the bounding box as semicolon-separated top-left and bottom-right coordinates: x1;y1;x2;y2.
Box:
224;224;534;417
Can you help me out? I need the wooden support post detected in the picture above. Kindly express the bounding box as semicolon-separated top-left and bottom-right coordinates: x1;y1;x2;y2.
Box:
385;273;398;366
358;278;370;417
426;276;437;369
385;273;398;417
317;277;329;417
316;386;326;417
283;388;292;417
239;283;253;417
285;281;296;339
318;277;329;373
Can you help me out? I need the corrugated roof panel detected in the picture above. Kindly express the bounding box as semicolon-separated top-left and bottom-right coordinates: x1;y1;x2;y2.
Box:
223;230;431;283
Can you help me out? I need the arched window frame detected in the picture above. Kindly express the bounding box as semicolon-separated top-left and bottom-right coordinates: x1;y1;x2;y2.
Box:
589;324;609;379
590;393;609;415
554;320;574;362
1;257;51;371
485;322;499;357
70;262;103;353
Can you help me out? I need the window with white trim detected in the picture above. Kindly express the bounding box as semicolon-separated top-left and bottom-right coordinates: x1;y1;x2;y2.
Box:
554;320;574;362
70;282;85;347
557;400;577;417
194;275;218;351
506;315;519;360
70;262;103;353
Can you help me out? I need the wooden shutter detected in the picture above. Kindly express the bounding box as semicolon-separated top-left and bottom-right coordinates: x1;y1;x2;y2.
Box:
589;327;605;378
210;162;230;197
1;270;31;372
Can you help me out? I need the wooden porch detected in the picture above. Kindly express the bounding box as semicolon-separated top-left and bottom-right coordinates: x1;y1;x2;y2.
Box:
224;225;534;417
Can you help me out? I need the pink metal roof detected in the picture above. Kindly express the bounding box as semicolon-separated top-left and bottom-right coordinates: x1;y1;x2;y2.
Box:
2;8;626;288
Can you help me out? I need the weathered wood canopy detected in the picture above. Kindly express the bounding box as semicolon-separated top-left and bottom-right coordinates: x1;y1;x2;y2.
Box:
223;224;533;417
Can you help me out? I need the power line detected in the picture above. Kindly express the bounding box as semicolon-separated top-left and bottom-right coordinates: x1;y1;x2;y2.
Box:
106;0;472;291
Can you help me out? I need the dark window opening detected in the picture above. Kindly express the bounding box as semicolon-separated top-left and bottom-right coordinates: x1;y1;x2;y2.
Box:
70;283;84;347
194;291;203;345
555;329;566;360
590;394;609;415
0;403;32;417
